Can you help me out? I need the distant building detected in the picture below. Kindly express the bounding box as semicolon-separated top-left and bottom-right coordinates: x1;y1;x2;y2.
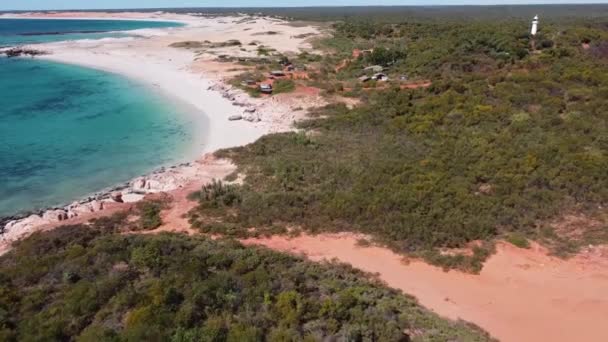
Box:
531;15;539;36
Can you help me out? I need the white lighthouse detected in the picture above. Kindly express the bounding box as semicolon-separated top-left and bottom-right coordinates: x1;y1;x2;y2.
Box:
531;15;539;36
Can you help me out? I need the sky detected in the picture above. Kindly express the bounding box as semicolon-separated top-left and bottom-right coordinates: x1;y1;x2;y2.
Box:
1;0;607;11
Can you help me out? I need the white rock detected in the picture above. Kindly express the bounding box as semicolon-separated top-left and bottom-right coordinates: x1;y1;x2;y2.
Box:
6;215;44;234
90;200;104;212
131;177;148;192
5;220;18;231
121;193;145;203
111;191;124;203
42;209;68;222
71;201;102;215
243;113;261;122
148;179;160;190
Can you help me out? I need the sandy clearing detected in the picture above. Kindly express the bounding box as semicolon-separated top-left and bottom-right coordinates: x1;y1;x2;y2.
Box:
243;233;608;342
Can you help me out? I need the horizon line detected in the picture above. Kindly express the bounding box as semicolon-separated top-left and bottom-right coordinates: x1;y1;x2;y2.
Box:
2;3;608;13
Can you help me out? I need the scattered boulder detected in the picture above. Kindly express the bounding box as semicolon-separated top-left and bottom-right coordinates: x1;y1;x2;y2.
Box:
90;200;104;212
4;215;44;234
4;220;18;231
2;47;48;58
42;209;68;222
121;193;145;203
228;115;243;121
146;179;162;191
70;200;103;215
243;114;261;122
131;177;148;193
111;191;124;203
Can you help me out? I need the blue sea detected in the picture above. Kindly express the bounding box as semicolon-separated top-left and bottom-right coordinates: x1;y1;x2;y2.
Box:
0;18;180;46
0;19;205;217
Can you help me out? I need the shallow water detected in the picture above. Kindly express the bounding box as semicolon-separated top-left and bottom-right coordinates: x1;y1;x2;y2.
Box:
0;53;204;217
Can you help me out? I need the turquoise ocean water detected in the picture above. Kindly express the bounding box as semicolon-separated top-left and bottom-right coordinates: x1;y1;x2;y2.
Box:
0;19;205;217
0;18;179;46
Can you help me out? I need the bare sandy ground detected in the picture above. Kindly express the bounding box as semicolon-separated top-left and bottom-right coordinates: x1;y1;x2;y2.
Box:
243;233;608;342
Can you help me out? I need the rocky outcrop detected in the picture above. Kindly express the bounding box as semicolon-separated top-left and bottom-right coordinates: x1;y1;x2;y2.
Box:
66;200;104;216
3;215;45;239
42;209;68;221
2;47;49;58
111;191;124;203
243;113;261;122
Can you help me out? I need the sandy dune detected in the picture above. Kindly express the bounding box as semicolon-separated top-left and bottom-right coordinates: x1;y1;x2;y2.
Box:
244;233;608;342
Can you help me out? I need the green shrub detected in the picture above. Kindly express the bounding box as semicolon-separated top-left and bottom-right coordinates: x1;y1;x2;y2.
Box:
506;233;531;249
188;180;241;209
135;197;170;230
203;17;608;264
272;79;296;94
0;227;493;341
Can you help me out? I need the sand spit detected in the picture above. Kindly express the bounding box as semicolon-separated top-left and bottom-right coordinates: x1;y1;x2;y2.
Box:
243;233;608;342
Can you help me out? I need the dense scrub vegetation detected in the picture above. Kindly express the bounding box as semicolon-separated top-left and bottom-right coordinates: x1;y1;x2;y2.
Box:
0;217;492;341
160;5;608;22
188;13;608;269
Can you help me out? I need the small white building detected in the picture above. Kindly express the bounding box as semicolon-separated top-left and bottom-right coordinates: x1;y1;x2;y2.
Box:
531;15;539;36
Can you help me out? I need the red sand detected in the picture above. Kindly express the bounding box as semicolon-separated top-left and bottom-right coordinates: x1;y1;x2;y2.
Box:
400;81;432;89
244;233;608;342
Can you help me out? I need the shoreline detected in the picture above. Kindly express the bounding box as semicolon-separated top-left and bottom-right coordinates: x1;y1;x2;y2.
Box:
0;11;197;24
0;16;188;25
0;11;324;251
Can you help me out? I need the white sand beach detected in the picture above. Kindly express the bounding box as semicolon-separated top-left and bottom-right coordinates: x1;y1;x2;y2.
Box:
24;12;323;152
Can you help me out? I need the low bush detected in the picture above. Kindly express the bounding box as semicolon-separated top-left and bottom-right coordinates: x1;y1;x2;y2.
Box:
272;79;296;94
134;196;171;230
505;232;531;249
